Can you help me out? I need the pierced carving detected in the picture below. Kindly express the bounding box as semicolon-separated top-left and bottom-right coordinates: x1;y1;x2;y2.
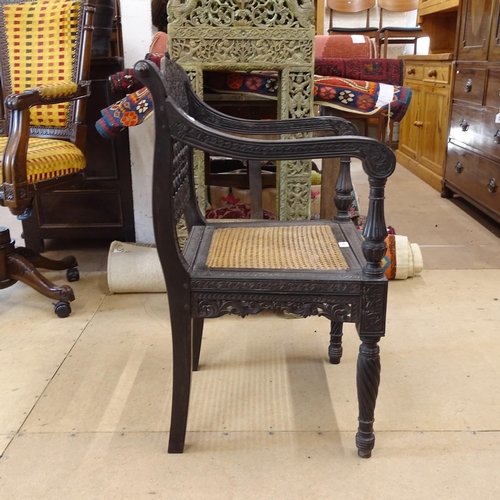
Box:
167;0;315;220
168;0;315;29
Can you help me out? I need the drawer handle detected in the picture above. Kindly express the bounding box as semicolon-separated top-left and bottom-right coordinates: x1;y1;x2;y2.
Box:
407;67;416;75
460;119;469;132
413;120;423;127
495;130;500;144
454;162;464;174
487;178;498;193
428;69;437;78
464;79;473;92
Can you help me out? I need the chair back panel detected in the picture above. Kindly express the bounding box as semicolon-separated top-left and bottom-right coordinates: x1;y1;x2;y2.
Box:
378;0;419;13
160;56;194;224
0;0;86;135
327;0;375;14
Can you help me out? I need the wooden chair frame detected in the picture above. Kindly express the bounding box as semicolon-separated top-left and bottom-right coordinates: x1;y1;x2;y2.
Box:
378;0;427;58
135;56;397;458
327;0;379;54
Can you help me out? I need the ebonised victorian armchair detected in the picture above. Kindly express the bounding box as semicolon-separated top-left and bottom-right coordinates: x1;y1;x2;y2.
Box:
135;55;396;458
0;0;95;317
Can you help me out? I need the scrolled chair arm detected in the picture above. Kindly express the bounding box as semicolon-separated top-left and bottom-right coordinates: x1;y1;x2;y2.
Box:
1;80;91;214
4;81;91;110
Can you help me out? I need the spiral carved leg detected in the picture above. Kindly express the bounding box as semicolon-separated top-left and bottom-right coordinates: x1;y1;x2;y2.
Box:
328;321;343;364
355;337;381;458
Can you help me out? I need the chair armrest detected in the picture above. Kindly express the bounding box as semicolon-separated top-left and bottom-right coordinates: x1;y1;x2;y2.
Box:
169;100;394;177
1;81;90;213
4;81;91;110
188;87;358;136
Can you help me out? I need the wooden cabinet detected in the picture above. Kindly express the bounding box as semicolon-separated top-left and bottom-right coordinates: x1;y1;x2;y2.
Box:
395;55;454;191
457;0;495;61
22;57;135;252
419;0;459;16
418;0;460;54
442;0;500;223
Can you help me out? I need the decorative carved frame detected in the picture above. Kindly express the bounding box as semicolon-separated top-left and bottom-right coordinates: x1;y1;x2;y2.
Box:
167;0;316;220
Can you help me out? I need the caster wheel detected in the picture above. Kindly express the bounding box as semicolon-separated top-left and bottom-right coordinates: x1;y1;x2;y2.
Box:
67;267;80;282
54;301;71;318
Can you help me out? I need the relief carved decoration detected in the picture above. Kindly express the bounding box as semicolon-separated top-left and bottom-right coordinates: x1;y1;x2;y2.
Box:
167;0;315;29
193;291;358;321
191;279;362;293
359;283;387;335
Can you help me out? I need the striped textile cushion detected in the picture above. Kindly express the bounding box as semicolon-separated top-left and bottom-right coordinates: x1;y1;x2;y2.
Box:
0;136;85;183
3;0;81;128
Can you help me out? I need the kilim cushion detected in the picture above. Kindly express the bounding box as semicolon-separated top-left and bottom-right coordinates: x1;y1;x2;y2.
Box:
0;136;85;184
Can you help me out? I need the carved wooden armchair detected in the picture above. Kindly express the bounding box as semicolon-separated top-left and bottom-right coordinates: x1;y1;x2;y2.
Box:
0;0;95;317
135;56;396;458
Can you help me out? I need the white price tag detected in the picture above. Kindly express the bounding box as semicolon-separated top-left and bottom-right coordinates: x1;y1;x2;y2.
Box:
338;242;350;248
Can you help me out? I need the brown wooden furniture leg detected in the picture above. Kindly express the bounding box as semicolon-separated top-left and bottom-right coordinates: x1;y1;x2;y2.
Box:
328;321;343;364
14;247;78;271
7;253;75;303
355;336;381;458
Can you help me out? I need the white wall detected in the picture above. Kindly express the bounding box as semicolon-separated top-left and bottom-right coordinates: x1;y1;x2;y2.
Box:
121;0;155;243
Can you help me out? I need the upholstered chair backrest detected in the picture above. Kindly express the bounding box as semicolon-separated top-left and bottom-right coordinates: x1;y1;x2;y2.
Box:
0;0;90;138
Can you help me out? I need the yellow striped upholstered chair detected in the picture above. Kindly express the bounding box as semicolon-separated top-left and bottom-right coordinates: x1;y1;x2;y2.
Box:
0;0;95;317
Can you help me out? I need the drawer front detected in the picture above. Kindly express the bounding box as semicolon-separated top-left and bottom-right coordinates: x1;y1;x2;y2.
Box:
453;67;486;105
404;63;424;82
445;143;500;214
485;69;500;109
449;104;500;161
423;64;451;84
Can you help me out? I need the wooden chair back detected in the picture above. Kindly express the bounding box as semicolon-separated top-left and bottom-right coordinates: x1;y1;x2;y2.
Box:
378;0;419;14
328;0;375;15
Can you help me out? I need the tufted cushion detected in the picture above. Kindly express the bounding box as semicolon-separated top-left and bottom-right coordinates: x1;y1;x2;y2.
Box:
2;0;81;128
0;136;85;184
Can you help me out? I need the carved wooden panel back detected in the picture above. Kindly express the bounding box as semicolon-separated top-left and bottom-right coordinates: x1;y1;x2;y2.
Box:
167;0;316;220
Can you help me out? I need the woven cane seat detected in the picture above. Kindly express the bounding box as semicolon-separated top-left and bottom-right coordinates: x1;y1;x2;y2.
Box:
0;136;85;184
206;225;348;270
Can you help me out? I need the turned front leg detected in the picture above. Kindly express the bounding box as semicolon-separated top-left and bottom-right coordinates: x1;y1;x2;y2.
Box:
355;336;381;458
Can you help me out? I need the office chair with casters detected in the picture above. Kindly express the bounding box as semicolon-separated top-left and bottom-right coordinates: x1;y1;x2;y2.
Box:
378;0;427;58
327;0;379;52
0;0;95;317
136;56;396;458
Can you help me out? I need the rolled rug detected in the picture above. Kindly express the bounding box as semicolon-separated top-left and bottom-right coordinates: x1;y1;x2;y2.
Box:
107;241;166;293
384;234;424;280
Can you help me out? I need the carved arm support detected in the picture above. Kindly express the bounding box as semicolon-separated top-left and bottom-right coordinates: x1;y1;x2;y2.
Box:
169;101;395;276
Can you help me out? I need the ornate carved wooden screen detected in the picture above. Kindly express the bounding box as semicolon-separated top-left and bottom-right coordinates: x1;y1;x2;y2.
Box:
167;0;316;220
